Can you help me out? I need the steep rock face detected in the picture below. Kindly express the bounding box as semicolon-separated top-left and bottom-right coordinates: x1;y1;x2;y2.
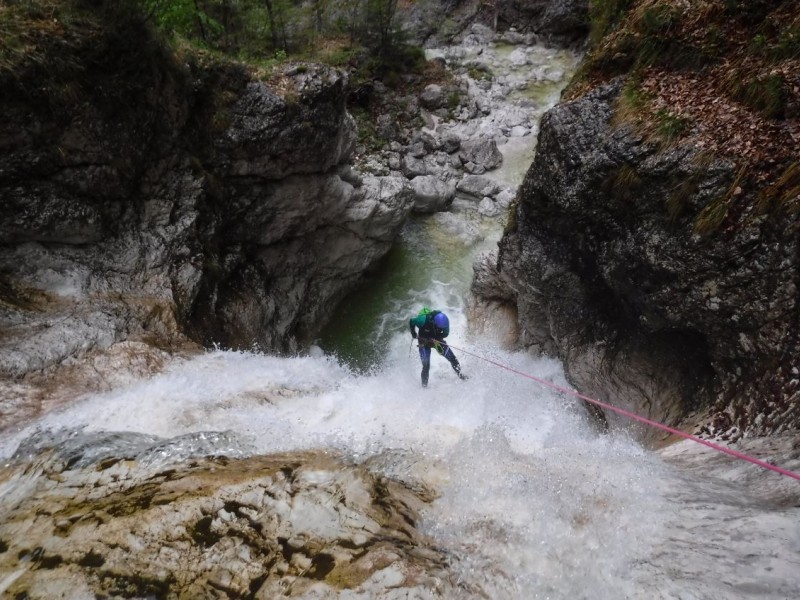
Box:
0;14;414;409
480;82;799;439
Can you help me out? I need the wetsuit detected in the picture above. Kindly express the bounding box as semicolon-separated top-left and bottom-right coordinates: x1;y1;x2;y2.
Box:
408;310;464;386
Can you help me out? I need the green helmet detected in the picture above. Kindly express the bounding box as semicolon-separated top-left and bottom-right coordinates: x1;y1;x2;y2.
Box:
419;307;433;316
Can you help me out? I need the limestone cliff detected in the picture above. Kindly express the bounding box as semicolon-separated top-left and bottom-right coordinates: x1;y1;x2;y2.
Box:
473;0;800;440
0;1;414;414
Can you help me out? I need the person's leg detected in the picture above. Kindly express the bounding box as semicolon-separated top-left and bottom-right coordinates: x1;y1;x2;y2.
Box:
418;346;431;387
441;345;465;379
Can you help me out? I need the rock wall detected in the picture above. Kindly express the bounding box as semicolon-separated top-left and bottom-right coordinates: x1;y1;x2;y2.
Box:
475;81;800;440
403;0;589;47
0;9;413;409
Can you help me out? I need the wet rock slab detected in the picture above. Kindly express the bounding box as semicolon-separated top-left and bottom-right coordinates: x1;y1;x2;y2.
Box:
0;451;452;598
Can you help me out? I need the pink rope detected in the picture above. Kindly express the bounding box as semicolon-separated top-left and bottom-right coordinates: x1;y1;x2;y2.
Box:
443;342;800;483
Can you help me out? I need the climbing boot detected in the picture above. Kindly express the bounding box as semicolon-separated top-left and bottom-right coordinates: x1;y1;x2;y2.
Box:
453;364;468;380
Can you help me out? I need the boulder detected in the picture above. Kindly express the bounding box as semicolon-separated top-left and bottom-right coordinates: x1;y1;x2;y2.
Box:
376;113;398;140
221;65;357;179
440;131;462;154
459;139;503;173
509;48;529;67
419;84;445;109
457;174;503;199
410;175;456;213
478;197;500;217
402;153;428;178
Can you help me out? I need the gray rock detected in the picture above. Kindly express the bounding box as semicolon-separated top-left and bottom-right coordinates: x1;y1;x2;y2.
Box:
488;80;800;438
408;141;428;158
377;113;398;140
0;450;453;598
0;49;414;392
500;30;527;45
509;48;529;66
402;153;429;178
419;84;445;109
221;66;356;179
457;174;503;199
478;197;500;217
459;139;503;172
440;131;462;154
412;130;439;153
495;187;516;208
410;175;456;213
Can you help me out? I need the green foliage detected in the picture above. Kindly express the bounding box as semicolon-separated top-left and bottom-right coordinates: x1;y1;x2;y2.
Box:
771;26;800;60
614;77;690;147
137;0;425;83
321;45;361;67
640;4;679;35
654;108;689;143
727;72;787;119
589;0;634;44
357;41;424;87
144;0;221;40
467;64;492;81
349;106;382;151
446;91;460;110
1;0;180;120
751;24;800;62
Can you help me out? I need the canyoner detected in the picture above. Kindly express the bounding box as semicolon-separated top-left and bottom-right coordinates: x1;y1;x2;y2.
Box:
408;307;467;386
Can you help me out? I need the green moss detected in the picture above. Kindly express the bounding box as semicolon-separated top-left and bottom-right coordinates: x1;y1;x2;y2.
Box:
726;72;787;119
350;106;382;152
654;108;689;143
613;77;690;147
467;65;492;81
589;0;635;45
503;201;519;235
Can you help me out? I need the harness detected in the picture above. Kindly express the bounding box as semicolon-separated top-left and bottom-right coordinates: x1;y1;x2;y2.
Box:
418;309;442;345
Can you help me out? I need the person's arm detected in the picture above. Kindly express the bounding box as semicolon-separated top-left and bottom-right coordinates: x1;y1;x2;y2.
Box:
409;316;420;338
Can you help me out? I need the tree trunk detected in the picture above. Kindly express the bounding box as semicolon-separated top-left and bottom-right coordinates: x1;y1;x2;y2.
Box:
264;0;280;51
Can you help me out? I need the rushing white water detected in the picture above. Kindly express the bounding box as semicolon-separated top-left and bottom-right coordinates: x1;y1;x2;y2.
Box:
4;337;799;598
2;41;800;600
